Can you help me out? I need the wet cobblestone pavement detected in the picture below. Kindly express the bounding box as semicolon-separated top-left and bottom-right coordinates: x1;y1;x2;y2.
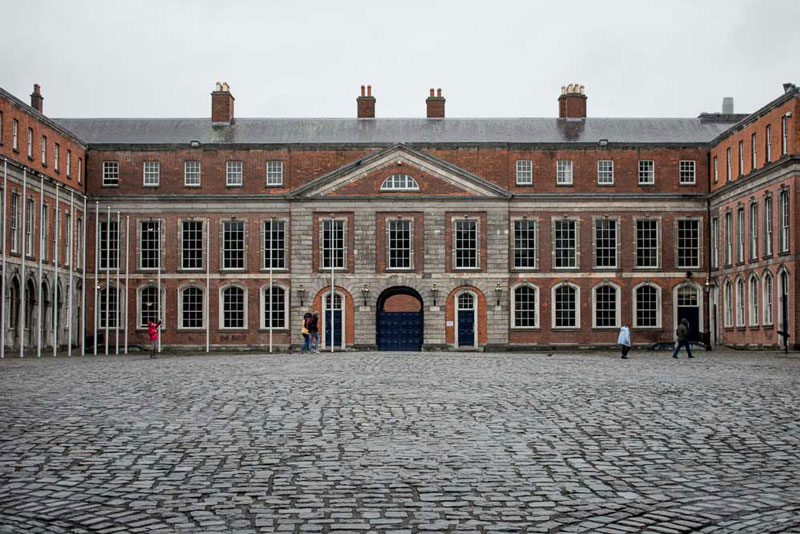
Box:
1;350;799;533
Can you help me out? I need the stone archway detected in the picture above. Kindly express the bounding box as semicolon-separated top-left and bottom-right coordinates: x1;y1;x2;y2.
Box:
375;286;424;351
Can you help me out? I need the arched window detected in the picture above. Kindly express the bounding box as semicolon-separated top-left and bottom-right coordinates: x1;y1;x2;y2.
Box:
593;283;619;328
735;278;745;327
724;280;733;327
221;285;246;329
457;292;474;310
553;283;578;328
763;272;774;325
139;285;163;328
748;275;759;326
512;284;538;328
180;286;204;329
380;174;420;192
262;285;287;329
634;284;659;328
779;269;790;328
99;285;121;329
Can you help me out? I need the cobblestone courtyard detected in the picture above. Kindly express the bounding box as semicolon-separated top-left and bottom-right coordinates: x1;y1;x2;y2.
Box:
1;351;799;533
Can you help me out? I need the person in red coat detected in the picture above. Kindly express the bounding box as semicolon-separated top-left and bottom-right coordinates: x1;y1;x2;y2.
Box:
147;320;162;359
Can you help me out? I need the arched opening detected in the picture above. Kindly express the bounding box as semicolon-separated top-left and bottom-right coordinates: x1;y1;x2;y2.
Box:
455;290;477;348
675;283;701;342
376;286;423;351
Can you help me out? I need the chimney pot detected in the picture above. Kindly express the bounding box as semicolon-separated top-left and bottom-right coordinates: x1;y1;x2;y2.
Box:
558;83;587;119
426;87;445;118
211;82;235;125
30;83;43;113
437;88;442;97
357;84;376;118
429;88;435;97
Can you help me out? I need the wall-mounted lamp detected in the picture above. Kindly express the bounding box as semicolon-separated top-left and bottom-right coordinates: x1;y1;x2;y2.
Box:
704;278;714;293
495;282;503;306
361;284;370;306
431;283;439;307
297;284;305;307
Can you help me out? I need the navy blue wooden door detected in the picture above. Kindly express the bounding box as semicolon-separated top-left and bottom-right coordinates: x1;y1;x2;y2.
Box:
458;310;474;346
377;311;423;351
325;310;342;348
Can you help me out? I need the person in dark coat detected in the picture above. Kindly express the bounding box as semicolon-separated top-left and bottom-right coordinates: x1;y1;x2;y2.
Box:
672;318;694;359
308;311;319;353
301;312;312;354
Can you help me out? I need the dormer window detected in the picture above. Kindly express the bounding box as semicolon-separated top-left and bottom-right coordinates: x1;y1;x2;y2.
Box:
381;174;420;191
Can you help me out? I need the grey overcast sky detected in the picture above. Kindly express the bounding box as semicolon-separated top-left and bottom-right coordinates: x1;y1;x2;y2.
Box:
1;0;798;119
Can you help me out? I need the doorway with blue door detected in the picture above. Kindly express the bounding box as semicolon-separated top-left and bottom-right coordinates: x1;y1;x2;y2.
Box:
455;290;477;348
323;291;343;349
376;287;424;351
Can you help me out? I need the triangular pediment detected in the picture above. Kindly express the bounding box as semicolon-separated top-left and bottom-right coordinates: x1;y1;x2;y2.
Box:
288;144;511;199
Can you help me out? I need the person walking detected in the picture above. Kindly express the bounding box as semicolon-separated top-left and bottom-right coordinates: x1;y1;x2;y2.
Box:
147;320;162;359
672;318;694;359
308;310;319;353
300;312;311;354
618;323;631;359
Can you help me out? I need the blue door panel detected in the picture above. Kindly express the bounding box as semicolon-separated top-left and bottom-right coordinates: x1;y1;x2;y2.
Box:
377;311;423;351
325;310;342;347
458;310;474;346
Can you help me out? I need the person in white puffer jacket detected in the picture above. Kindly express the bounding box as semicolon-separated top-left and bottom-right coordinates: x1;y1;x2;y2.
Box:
618;323;631;359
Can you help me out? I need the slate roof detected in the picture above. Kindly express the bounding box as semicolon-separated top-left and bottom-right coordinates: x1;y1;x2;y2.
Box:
52;117;740;146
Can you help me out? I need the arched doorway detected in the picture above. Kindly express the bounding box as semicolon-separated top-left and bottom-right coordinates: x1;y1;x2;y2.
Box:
323;291;344;349
376;287;423;351
455;290;477;348
675;283;701;342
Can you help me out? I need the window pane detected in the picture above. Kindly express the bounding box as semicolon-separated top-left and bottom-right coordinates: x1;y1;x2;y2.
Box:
595;219;617;268
636;285;658;327
514;286;537;327
223;287;245;328
263;220;286;269
182;220;203;269
140;221;160;269
388;219;411;269
677;220;699;268
514;220;536;268
322;219;345;269
454;220;478;269
182;287;203;328
595;285;617;327
636;220;658;267
263;286;285;328
223;221;245;269
554;285;576;327
554;220;576;268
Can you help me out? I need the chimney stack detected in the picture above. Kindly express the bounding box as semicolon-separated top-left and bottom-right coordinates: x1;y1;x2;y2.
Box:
30;84;43;113
426;88;445;118
357;84;376;118
211;81;235;125
722;97;734;114
558;84;587;120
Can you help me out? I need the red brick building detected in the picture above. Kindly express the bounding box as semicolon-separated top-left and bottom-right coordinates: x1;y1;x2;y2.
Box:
1;81;797;353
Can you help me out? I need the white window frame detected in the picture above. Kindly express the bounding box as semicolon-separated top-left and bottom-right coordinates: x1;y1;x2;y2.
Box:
738;140;744;176
27;128;33;159
66;150;71;178
380;174;419;191
515;160;533;185
711;217;719;269
556;160;573;186
137;284;165;329
763;271;774;326
184;160;201;187
143;161;160;187
594;218;618;269
77;158;82;185
99;219;120;270
12;119;18;151
260;283;289;330
726;148;731;181
453;218;480;270
54;143;59;172
263;219;287;271
321;218;347;270
724;211;733;265
180;219;204;271
638;160;654;185
139;220;162;270
551;282;580;329
592;282;620;329
735;277;746;327
98;283;124;329
222;219;246;271
24;198;34;256
779;189;790;253
749;202;758;261
634;218;659;269
633;282;661;329
178;284;205;330
713;156;718;183
764;195;773;257
553;218;578;269
724;280;733;328
386;218;413;271
512;218;538;270
751;132;757;169
10;192;19;253
511;282;539;329
748;275;759;327
679;160;696;185
782;116;789;155
226;161;243;187
41;135;46;165
102;161;119;186
597;160;614;185
266;160;284;186
219;283;248;330
676;218;701;269
454;289;478;348
736;206;745;263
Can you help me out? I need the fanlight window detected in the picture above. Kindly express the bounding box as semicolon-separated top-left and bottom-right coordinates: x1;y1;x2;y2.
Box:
381;174;420;191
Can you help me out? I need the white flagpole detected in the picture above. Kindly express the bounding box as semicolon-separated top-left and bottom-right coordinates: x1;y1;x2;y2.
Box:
93;201;98;356
105;206;109;355
269;219;273;354
124;216;129;354
1;160;6;359
205;218;210;353
37;175;44;358
157;219;161;354
20;168;27;359
68;191;74;357
115;211;120;355
53;184;59;357
330;258;334;354
81;197;86;356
